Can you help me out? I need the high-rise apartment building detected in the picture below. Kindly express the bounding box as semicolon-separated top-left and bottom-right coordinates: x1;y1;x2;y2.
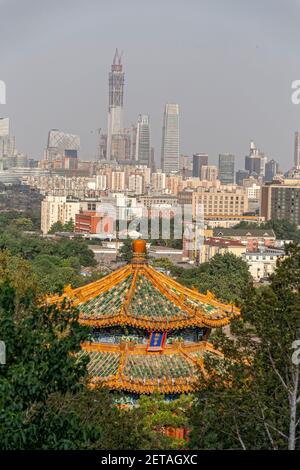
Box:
95;174;107;190
192;153;208;178
161;104;179;173
106;49;125;160
111;171;125;191
294;131;300;169
201;165;218;182
41;196;80;234
261;180;300;225
219;154;235;184
128;174;144;195
135;114;150;166
152;171;166;192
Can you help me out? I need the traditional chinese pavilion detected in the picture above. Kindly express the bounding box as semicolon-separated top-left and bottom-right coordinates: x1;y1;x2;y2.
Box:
49;240;239;394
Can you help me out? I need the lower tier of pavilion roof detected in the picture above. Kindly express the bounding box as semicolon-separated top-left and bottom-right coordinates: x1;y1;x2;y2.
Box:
79;341;221;394
49;263;239;331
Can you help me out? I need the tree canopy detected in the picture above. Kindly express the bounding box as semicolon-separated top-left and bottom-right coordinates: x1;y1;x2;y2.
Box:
189;243;300;450
174;252;252;304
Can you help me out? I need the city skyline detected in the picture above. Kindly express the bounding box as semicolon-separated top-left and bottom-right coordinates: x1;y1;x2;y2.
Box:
1;0;300;170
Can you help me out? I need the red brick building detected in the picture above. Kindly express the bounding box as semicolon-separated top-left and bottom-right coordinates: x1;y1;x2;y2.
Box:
75;211;113;235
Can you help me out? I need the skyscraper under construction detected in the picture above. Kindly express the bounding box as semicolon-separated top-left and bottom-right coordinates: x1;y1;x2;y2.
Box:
106;49;125;160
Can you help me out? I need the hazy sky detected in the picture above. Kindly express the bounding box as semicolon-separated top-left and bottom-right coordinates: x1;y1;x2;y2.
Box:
1;0;300;170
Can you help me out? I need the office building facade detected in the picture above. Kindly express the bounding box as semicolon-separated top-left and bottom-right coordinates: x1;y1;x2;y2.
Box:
107;49;125;160
192;153;208;178
135;114;150;166
219;154;235;184
161;104;180;173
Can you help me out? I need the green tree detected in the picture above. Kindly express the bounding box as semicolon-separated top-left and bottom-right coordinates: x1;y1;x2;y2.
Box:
118;238;134;262
48;221;65;234
189;243;300;450
129;394;192;450
176;252;252;304
234;219;300;243
64;219;75;232
0;278;89;449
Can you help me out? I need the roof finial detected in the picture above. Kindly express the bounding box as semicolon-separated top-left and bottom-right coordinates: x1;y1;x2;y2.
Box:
132;239;147;262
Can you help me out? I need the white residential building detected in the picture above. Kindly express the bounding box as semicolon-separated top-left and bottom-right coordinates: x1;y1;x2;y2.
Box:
152;171;166;192
243;248;284;281
111;171;125;191
128;174;144;195
41;196;80;234
96;174;107;190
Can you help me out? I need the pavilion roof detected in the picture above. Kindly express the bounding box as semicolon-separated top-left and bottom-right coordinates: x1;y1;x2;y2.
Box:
79;340;221;394
48;261;239;331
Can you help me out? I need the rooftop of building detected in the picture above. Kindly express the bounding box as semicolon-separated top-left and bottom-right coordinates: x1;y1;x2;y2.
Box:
204;237;245;247
213;228;276;238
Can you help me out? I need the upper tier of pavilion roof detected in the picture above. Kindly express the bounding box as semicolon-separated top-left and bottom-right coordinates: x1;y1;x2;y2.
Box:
48;259;240;331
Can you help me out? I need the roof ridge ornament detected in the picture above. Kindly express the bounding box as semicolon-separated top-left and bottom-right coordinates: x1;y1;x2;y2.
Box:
131;239;147;264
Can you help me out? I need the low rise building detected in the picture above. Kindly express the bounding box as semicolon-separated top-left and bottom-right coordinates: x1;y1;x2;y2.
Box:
204;214;265;228
75;211;113;235
243;248;284;281
198;237;245;263
212;228;276;251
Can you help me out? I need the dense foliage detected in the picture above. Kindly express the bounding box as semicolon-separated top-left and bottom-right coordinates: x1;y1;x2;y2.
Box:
1;207;300;450
0;211;97;293
0;264;191;449
48;219;75;234
189;243;300;450
235;219;300;243
171;252;252;304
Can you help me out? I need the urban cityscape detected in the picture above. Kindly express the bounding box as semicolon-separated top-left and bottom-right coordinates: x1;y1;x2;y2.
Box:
1;0;300;459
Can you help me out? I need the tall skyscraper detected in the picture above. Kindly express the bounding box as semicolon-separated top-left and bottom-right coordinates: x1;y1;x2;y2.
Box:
135;114;150;166
161;104;179;173
294;131;300;168
218;154;235;184
45;129;80;169
0;118;15;160
192;153;208;178
265;159;279;182
245;141;265;177
106;49;125;160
